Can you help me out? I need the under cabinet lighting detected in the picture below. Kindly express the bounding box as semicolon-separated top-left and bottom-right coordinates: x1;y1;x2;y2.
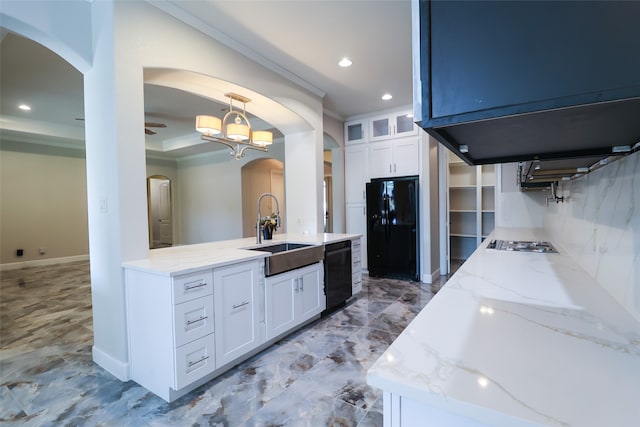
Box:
459;145;469;153
381;93;392;101
612;145;631;153
18;104;31;111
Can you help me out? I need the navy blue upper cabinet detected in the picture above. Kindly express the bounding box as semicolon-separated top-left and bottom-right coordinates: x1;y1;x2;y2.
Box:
415;0;640;164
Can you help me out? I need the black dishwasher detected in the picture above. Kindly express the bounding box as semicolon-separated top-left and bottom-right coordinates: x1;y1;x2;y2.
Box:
323;240;352;315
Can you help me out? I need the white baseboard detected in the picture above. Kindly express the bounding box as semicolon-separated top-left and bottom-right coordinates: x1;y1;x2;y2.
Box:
0;254;89;271
421;268;440;284
93;345;130;381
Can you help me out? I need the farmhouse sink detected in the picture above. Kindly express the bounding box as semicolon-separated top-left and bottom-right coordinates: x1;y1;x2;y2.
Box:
247;242;324;276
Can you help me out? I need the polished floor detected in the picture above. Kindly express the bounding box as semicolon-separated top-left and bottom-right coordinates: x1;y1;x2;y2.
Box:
1;261;452;426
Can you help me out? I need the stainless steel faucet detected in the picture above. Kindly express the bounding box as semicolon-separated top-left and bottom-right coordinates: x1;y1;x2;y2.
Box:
256;193;281;244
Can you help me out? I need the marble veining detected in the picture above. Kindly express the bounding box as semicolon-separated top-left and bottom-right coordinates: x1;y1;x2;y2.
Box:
1;261;443;426
545;149;640;321
368;227;640;427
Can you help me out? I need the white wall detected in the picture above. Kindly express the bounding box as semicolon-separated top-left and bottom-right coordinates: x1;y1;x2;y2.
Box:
323;113;346;233
0;142;88;265
544;150;640;321
419;134;440;282
177;141;286;244
496;162;546;229
494;152;640;321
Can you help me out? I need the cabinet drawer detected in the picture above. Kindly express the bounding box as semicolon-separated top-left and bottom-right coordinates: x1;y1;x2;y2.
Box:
352;258;361;273
352;273;363;295
174;297;214;347
173;270;213;304
174;333;216;390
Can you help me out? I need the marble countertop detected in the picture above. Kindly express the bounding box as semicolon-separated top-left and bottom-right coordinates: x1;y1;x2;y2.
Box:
367;227;640;426
122;232;361;276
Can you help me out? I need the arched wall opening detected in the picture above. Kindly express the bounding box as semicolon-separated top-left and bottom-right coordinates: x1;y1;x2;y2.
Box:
2;0;327;381
241;158;286;239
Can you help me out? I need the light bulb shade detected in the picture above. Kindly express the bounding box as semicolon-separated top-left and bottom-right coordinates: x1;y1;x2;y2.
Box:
195;115;221;135
252;130;273;146
227;123;250;141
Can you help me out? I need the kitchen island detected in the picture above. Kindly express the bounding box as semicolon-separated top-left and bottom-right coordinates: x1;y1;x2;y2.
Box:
123;232;360;401
123;232;360;275
367;228;640;426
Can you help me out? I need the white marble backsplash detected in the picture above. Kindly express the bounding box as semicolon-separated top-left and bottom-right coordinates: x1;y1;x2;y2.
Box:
544;150;640;321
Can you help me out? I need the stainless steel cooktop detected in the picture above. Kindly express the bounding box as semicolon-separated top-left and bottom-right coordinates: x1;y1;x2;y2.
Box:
487;239;558;253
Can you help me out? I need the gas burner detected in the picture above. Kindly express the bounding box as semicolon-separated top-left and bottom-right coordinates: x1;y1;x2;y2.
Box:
487;239;558;253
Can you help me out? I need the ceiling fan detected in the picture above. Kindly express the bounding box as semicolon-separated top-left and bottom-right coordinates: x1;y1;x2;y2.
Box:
144;121;166;135
76;117;166;135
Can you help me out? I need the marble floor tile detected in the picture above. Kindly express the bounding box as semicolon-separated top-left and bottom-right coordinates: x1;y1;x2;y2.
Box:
0;261;451;426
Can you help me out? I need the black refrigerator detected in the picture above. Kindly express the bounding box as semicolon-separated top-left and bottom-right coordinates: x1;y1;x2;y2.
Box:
366;176;419;281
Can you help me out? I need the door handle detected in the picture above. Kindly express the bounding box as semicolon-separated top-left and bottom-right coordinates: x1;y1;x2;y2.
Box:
300;276;304;292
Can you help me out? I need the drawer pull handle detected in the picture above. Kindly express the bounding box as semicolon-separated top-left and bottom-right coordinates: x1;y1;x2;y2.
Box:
186;315;207;326
184;281;207;291
232;301;250;309
188;355;209;367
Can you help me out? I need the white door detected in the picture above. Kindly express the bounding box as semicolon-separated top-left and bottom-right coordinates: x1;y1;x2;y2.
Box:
297;264;324;322
264;272;296;340
148;176;173;248
214;261;262;367
369;141;394;178
158;180;172;245
393;138;420;177
345;145;369;203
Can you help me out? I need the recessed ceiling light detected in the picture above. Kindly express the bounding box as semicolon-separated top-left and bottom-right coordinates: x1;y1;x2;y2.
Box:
381;93;392;101
18;104;31;111
338;57;352;67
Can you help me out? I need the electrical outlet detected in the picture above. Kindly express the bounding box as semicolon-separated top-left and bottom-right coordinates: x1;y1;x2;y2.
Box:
39;247;46;255
16;249;23;257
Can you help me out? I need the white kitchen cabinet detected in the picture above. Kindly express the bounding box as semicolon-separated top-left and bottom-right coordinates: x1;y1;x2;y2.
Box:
369;138;419;179
213;260;264;368
383;392;491;427
369;111;419;142
264;262;324;341
125;268;216;402
345;118;368;145
345;144;370;204
346;204;367;270
351;238;363;295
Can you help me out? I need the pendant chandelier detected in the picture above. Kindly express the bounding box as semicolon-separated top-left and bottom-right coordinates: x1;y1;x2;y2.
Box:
195;93;273;159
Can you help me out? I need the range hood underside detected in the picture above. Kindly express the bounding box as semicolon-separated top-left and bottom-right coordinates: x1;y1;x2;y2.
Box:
427;97;640;166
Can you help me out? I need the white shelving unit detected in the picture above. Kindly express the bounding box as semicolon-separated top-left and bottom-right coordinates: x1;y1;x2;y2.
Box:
447;151;496;263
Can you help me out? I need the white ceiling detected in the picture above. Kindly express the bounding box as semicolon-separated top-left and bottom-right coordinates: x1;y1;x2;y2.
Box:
0;0;413;159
